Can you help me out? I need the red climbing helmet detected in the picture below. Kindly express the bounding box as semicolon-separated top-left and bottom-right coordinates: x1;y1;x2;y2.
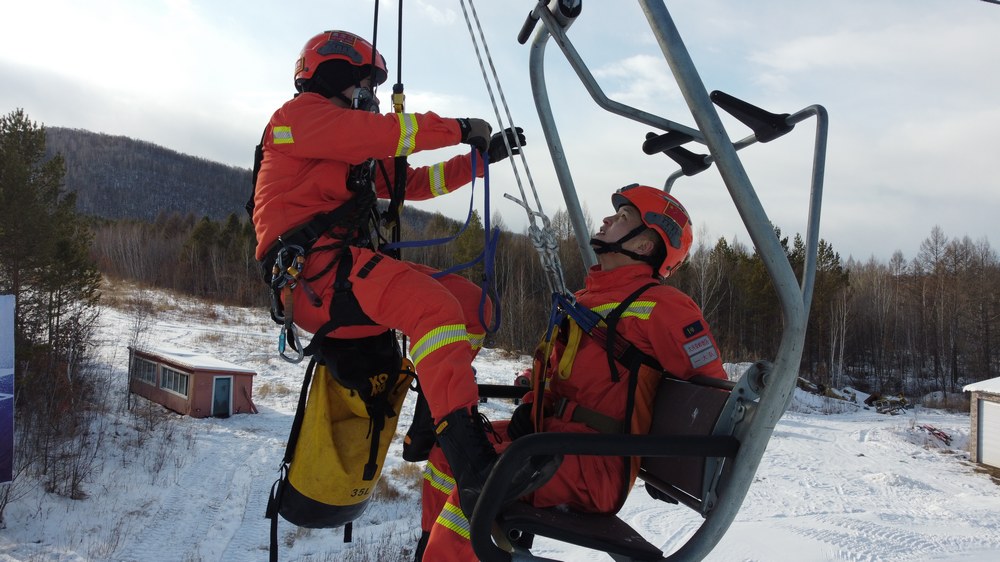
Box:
611;184;694;277
294;30;388;93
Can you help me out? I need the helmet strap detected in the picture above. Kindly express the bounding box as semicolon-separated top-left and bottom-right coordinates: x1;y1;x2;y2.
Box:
590;224;658;266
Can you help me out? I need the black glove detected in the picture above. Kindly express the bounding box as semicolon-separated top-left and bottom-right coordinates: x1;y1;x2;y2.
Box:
457;118;492;153
487;127;525;164
507;402;534;440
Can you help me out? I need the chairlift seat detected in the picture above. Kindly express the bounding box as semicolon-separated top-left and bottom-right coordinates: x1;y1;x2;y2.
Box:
497;501;663;561
475;365;764;561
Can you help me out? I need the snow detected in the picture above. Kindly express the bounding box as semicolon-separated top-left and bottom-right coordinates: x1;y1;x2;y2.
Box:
2;285;1000;561
135;344;257;374
964;378;1000;395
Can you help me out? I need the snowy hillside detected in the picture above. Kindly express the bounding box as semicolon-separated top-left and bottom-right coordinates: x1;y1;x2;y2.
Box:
2;285;1000;561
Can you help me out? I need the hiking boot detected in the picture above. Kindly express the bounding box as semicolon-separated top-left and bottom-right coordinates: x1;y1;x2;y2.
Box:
402;391;436;462
435;405;561;518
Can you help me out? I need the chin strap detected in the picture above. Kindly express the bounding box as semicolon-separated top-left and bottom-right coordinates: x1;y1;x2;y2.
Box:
590;224;656;265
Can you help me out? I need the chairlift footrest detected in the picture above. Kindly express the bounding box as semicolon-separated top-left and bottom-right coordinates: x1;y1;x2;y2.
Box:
498;502;663;561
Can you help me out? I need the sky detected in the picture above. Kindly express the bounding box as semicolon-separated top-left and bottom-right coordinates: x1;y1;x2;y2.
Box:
2;0;999;262
2;286;1000;560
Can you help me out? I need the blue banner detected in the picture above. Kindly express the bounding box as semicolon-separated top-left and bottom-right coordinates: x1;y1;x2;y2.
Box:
1;295;13;484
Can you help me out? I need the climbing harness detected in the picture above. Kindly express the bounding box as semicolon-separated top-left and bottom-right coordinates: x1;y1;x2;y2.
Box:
527;283;663;512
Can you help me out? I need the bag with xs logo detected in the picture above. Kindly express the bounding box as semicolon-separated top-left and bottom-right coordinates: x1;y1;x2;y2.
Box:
265;331;414;557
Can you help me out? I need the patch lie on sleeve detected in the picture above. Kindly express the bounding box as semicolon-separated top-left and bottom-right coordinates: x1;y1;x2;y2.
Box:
272;126;294;144
683;334;719;369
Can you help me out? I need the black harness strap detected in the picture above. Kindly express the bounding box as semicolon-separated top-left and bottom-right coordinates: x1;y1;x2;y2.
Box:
603;283;660;512
301;253;384;357
603;283;658;381
265;357;319;562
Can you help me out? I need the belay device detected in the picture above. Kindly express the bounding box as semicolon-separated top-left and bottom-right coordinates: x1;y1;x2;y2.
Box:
265;332;415;561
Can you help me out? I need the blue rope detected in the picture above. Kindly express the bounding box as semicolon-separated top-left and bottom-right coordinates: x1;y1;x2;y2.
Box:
550;291;603;336
379;152;480;253
425;151;501;334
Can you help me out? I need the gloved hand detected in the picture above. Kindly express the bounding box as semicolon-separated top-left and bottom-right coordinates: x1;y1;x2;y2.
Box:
507;402;534;440
487;127;526;164
457;118;492;153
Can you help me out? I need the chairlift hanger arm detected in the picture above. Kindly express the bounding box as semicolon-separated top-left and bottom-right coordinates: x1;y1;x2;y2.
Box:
530;2;706;143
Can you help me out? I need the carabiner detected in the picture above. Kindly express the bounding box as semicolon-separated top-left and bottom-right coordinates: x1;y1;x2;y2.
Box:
278;326;305;364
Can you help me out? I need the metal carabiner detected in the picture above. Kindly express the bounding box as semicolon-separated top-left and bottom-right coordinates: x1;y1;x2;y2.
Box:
278;326;305;364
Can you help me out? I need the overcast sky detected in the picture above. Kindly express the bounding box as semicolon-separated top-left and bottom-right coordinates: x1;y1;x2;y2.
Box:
2;0;999;263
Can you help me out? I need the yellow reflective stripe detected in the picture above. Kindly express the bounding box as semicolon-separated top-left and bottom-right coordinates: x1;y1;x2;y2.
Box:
396;113;419;156
423;461;456;495
410;324;469;367
591;300;656;320
435;502;471;539
272;126;294;144
557;321;584;380
428;163;448;197
468;331;485;352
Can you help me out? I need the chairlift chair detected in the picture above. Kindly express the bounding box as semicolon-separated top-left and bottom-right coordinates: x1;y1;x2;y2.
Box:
470;1;828;560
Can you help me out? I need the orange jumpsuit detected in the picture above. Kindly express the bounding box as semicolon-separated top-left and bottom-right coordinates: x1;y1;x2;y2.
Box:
252;92;490;420
420;264;727;561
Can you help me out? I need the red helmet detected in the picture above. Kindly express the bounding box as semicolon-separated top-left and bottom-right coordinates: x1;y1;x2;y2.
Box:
611;184;694;277
294;30;388;92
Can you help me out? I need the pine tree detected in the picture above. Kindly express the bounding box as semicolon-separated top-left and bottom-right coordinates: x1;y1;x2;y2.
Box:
0;109;103;502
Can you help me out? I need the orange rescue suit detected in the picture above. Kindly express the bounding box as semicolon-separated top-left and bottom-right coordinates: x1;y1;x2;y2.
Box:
420;263;727;561
251;92;490;421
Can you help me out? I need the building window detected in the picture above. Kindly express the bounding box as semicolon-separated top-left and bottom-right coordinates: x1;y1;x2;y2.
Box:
132;356;158;386
160;367;190;397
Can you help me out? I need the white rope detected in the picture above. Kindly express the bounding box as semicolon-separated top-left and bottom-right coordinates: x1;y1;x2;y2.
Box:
458;0;570;296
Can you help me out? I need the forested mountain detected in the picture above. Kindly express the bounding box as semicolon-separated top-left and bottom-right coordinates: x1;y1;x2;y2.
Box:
43;127;251;222
43;127;446;235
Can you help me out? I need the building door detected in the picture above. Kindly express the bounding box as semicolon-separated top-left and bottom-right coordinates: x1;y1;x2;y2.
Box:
212;377;232;418
979;399;1000;468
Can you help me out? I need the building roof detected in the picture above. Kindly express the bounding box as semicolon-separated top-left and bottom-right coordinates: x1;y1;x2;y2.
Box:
133;345;256;375
964;377;1000;394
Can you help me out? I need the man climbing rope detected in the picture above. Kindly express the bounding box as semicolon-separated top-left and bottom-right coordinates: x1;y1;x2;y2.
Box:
251;29;542;527
416;184;728;561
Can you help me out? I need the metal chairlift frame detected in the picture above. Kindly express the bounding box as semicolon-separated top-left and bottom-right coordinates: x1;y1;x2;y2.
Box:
470;1;828;560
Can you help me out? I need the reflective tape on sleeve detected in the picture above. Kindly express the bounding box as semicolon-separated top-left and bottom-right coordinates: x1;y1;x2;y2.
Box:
396;113;419;156
272;126;294;144
428;162;448;197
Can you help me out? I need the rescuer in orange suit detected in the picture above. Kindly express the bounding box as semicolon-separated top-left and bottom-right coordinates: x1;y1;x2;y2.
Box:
251;30;546;515
416;184;728;561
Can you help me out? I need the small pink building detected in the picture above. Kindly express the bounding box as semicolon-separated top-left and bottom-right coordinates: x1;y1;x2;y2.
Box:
128;345;257;418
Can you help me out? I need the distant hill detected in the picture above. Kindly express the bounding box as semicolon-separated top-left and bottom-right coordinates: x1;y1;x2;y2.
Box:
44;127;251;222
42;127;446;234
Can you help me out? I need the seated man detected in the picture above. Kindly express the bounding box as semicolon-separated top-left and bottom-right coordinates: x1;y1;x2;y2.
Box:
415;184;728;561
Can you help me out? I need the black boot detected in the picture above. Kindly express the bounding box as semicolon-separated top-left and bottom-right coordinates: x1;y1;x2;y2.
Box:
435;406;561;518
403;389;435;462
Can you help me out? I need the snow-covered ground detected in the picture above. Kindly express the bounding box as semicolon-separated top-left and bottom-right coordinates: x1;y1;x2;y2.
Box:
2;285;999;561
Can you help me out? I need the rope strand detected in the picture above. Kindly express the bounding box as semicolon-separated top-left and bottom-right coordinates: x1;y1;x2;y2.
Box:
459;0;571;298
